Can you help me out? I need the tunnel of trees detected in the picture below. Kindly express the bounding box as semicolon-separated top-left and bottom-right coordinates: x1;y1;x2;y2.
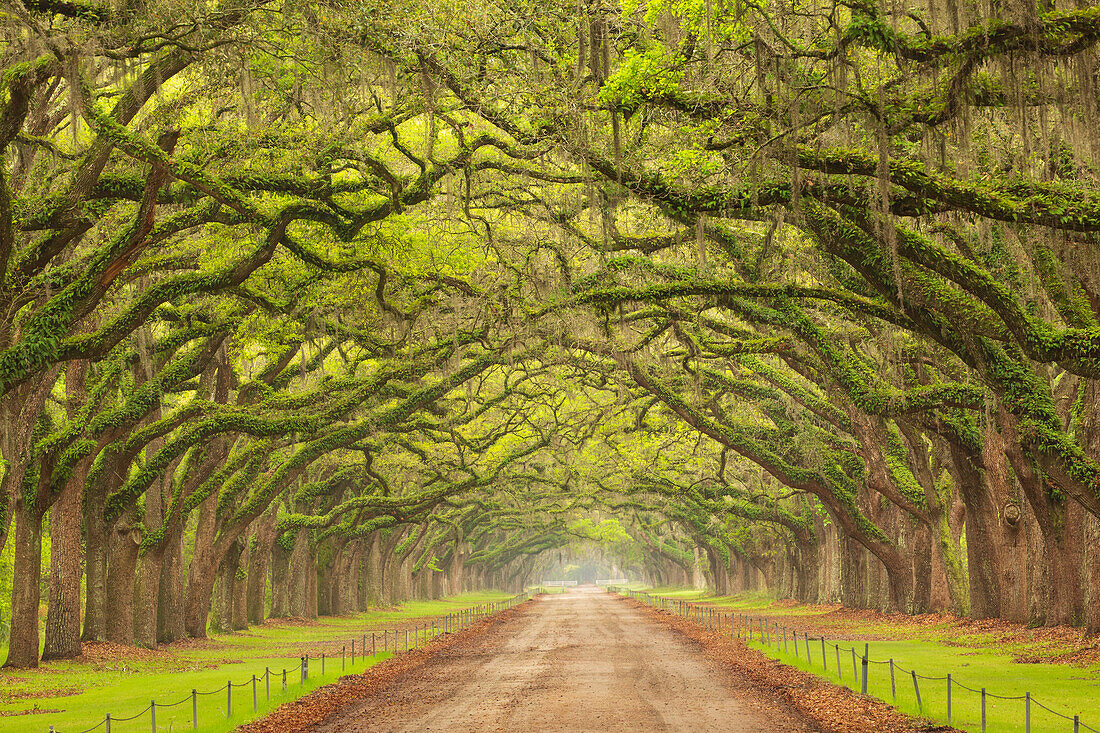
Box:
3;0;1100;669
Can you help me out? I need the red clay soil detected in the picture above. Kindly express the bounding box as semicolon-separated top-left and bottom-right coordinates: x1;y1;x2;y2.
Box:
239;588;958;733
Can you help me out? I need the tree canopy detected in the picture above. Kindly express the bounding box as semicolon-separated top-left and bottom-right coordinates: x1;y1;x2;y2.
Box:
3;0;1100;668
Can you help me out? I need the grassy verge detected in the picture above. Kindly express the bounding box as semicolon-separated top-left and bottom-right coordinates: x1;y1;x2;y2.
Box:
627;589;1100;733
0;591;513;733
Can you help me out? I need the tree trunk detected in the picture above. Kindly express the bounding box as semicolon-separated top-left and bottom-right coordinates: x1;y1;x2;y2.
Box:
41;470;84;660
366;532;384;606
105;521;140;645
287;530;310;617
133;550;164;648
840;534;867;608
211;539;243;633
233;540;250;630
3;502;43;668
947;441;1007;619
185;491;220;637
157;523;187;643
247;517;276;625
796;535;820;603
81;488;108;642
269;539;291;618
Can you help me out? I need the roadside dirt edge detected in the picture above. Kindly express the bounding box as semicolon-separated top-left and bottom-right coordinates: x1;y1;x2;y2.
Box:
235;601;533;733
617;595;961;733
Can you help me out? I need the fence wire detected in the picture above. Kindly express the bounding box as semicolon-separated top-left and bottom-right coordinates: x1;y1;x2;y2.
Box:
51;592;528;732
615;587;1097;733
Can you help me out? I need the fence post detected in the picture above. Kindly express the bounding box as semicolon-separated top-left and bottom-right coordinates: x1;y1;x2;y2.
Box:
253;674;258;712
912;671;922;712
981;688;986;732
106;712;111;733
889;659;896;701
1075;715;1080;733
793;631;799;660
835;644;842;681
151;700;156;732
851;647;857;681
266;667;270;701
821;637;827;672
861;644;868;696
405;628;409;651
227;680;232;718
352;639;356;664
372;632;376;656
783;627;788;654
192;689;198;729
1025;691;1031;733
946;674;951;723
282;668;287;692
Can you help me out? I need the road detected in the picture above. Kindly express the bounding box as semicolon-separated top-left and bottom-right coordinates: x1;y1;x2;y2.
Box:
314;586;820;732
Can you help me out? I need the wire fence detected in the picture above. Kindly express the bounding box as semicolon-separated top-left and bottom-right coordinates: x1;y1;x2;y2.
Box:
610;587;1098;733
49;592;529;733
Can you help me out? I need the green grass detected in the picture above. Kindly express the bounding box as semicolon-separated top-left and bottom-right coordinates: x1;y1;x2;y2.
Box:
745;636;1100;732
0;591;514;733
631;590;1100;733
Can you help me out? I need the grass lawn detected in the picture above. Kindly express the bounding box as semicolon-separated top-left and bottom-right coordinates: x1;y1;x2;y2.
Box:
0;591;514;733
633;589;1100;733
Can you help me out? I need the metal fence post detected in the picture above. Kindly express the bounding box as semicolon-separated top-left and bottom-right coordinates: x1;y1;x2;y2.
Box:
821;637;827;672
227;680;232;718
1075;715;1080;733
1025;691;1031;733
372;632;376;656
912;672;922;712
793;631;799;660
946;674;951;723
851;647;857;681
890;659;896;701
981;688;986;732
253;674;258;712
192;689;198;729
151;700;156;732
106;712;111;733
835;644;842;681
352;639;356;664
282;668;287;692
861;644;868;696
266;667;270;701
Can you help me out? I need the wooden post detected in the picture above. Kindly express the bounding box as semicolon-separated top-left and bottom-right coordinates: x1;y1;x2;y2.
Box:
861;644;868;695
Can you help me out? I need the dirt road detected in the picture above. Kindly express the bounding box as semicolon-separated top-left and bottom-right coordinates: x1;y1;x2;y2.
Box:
313;586;820;732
